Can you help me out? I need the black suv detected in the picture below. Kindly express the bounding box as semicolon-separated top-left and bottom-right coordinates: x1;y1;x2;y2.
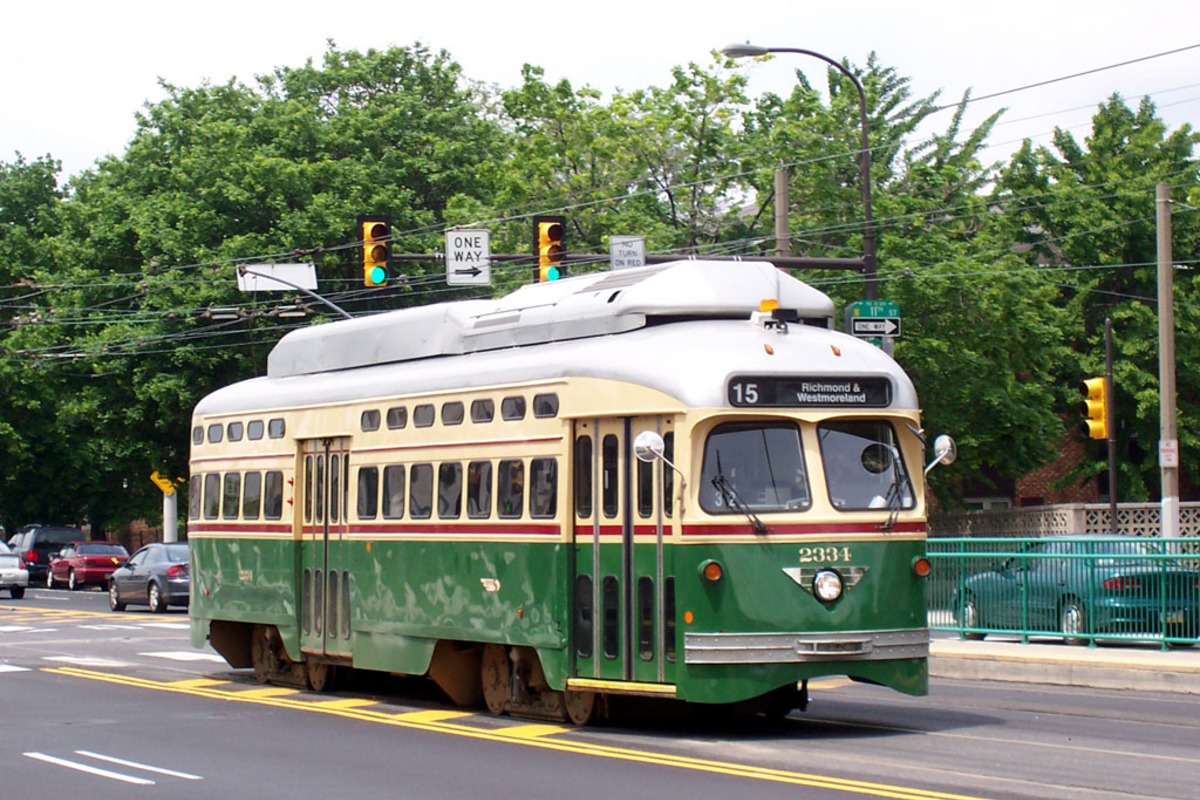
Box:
7;525;84;583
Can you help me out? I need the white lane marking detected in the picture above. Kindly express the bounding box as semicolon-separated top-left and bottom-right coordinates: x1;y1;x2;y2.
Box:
0;664;31;673
75;750;203;780
0;625;57;633
138;622;190;630
43;656;133;668
139;650;226;662
24;752;154;785
79;624;143;631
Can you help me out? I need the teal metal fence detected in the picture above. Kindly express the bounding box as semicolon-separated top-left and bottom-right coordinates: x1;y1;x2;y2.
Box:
927;536;1200;649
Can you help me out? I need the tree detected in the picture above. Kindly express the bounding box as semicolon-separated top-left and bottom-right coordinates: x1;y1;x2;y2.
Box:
994;95;1200;499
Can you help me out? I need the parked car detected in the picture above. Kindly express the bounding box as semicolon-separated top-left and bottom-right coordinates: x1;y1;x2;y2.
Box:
954;535;1200;645
6;525;83;584
0;541;29;599
109;542;190;612
47;541;129;590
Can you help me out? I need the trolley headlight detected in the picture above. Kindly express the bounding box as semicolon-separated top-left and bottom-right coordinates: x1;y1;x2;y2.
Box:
812;569;843;603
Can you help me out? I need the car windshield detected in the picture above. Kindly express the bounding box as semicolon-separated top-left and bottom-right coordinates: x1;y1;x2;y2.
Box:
1074;539;1160;566
700;422;809;514
0;542;11;554
78;543;127;556
818;420;914;511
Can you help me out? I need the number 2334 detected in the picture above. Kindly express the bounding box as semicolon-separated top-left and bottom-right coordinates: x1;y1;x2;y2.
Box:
799;546;852;563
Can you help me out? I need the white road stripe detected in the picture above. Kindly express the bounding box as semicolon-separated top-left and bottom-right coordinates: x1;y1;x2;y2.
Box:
0;625;57;633
43;656;133;668
75;750;203;780
139;650;226;662
138;622;190;630
0;664;31;673
79;624;142;631
24;752;154;785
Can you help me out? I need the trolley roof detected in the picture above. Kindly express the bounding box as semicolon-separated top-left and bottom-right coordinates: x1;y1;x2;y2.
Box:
268;260;835;378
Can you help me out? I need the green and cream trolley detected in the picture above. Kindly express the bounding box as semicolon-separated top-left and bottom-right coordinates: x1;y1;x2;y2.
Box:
188;261;949;722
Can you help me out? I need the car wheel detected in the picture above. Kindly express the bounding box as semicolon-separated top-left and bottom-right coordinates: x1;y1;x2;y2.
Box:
10;586;25;599
68;569;78;591
108;581;126;612
148;582;166;613
46;571;55;589
1060;598;1088;646
957;594;987;641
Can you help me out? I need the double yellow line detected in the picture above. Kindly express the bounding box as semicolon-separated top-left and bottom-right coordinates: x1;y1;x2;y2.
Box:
47;666;994;800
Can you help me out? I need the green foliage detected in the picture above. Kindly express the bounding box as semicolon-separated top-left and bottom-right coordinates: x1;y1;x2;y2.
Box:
993;95;1200;499
0;44;1195;531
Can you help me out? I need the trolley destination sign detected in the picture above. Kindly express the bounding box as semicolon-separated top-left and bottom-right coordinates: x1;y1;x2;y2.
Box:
728;375;892;408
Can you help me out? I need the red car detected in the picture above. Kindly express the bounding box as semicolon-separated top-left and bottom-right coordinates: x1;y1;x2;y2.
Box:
47;541;129;590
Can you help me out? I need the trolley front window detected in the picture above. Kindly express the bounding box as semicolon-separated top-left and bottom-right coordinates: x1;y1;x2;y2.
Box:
700;422;809;514
818;420;914;511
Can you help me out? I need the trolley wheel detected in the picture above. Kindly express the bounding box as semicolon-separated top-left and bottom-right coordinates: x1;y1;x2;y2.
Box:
563;689;596;726
306;659;336;693
481;643;510;716
251;625;276;684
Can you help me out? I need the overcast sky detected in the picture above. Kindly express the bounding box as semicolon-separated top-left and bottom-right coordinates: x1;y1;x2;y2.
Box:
3;0;1198;180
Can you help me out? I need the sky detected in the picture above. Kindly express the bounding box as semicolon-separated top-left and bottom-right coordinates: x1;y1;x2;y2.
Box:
3;0;1199;180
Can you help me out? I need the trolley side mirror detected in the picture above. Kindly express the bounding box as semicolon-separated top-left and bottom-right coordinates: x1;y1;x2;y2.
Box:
923;434;957;476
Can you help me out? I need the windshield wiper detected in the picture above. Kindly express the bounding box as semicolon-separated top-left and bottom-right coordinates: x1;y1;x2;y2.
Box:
712;452;769;534
879;445;909;532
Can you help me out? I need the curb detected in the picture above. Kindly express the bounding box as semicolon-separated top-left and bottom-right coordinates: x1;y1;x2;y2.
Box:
929;638;1200;694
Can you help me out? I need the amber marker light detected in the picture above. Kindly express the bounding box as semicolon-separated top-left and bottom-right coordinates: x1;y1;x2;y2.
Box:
764;343;775;355
912;556;932;578
699;559;724;583
759;298;780;312
684;611;694;624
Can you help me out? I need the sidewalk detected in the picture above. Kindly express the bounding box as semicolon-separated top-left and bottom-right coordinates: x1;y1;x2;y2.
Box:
929;636;1200;694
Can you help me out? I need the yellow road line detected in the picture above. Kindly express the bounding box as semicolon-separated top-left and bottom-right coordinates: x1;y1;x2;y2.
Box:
165;678;229;689
495;723;572;739
43;666;996;800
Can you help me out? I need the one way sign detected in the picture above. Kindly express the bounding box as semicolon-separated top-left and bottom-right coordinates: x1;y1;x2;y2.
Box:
445;229;491;286
850;317;901;337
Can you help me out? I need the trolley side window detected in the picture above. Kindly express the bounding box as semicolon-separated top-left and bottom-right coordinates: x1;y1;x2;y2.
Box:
222;473;241;519
203;473;220;520
574;435;593;519
382;465;406;519
700;422;809;514
529;457;557;519
243;472;262;520
409;463;434;519
357;466;379;519
818;420;914;511
438;462;463;519
498;459;524;519
601;434;619;518
189;475;201;519
467;460;492;518
264;471;284;519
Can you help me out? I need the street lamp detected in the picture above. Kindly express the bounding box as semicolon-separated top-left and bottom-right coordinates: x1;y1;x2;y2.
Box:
722;43;877;300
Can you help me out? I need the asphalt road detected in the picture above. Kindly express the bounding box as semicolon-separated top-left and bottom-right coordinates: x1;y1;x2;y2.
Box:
3;587;1199;800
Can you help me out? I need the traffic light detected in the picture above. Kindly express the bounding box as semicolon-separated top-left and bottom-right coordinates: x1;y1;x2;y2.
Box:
1079;376;1109;440
360;216;391;287
532;215;566;282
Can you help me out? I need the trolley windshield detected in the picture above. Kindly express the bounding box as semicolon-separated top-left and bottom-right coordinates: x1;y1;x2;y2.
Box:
818;420;914;511
700;422;810;514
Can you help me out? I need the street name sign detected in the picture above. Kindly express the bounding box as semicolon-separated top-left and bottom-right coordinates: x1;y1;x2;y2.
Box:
847;299;901;339
445;229;491;286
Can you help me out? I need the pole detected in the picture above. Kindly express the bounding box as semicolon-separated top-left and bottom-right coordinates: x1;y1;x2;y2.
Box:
719;44;877;299
1104;318;1117;535
1156;183;1180;539
774;168;790;259
163;491;178;543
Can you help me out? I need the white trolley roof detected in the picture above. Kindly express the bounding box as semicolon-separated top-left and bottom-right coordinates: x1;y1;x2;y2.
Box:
196;261;916;416
268;260;835;378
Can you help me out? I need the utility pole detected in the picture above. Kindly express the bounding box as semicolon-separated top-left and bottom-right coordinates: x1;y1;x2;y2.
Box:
1156;183;1180;539
774;168;790;259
